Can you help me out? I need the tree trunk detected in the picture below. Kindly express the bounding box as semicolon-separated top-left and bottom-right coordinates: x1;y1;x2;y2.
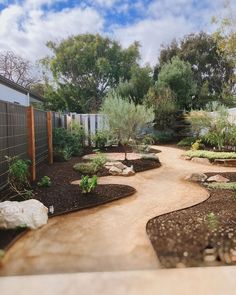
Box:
124;144;128;161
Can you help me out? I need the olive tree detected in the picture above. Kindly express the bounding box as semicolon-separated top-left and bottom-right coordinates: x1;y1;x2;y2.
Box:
101;91;155;160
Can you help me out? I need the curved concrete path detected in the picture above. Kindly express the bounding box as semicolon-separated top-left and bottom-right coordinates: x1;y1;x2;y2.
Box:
1;145;236;276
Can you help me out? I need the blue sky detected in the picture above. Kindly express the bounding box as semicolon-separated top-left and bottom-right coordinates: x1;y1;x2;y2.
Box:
0;0;233;65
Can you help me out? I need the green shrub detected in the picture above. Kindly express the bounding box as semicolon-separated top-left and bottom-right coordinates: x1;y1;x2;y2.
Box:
80;175;98;194
53;125;84;161
91;152;107;171
206;212;219;231
71;122;85;155
177;137;196;147
54;146;73;162
91;130;113;149
206;182;236;190
152;131;175;144
37;176;51;187
73;162;96;174
184;150;236;160
5;156;33;199
191;139;202;151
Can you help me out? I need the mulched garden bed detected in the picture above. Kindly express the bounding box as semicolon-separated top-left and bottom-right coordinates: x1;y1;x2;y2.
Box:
84;145;161;155
146;172;236;268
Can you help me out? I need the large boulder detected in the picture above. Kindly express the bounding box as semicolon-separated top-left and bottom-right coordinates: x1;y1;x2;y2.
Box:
185;173;208;182
0;199;48;230
206;174;230;183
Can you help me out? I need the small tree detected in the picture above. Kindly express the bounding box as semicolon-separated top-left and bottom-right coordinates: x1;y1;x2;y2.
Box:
145;84;177;130
101;91;154;160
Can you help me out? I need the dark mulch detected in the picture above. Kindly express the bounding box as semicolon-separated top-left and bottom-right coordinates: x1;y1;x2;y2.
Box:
36;184;135;217
146;172;236;268
0;228;28;251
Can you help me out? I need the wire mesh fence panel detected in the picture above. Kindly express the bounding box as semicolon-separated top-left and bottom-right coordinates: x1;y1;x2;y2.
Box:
0;100;28;189
34;109;48;166
52;112;61;128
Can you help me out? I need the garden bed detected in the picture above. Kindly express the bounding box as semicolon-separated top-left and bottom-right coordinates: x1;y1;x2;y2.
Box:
146;172;236;268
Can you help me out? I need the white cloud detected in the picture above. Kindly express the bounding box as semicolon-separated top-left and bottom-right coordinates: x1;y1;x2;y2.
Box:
114;16;197;66
0;4;104;60
92;0;118;8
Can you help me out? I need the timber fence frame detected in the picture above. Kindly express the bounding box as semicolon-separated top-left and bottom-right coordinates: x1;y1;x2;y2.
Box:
0;100;54;189
0;100;107;189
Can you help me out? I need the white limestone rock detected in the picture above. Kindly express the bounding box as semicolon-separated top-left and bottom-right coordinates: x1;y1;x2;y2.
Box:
0;199;48;230
109;166;123;175
141;153;160;161
206;174;230;183
105;161;126;170
122;165;135;176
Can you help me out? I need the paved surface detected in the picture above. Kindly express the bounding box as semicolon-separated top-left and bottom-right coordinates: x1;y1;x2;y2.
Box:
1;267;236;295
1;145;236;291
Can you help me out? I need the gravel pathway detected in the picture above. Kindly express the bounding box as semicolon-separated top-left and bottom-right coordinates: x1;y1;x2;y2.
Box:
1;145;236;276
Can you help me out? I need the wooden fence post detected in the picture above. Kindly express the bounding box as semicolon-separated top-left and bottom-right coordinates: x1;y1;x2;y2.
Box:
27;106;36;181
47;111;53;165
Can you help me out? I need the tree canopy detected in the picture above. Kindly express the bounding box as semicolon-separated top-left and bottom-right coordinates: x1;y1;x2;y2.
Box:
101;91;154;159
42;34;141;112
157;32;235;108
157;56;197;110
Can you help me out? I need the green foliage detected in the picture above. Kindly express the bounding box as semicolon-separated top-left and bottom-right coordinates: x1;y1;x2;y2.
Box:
157;56;197;110
158;32;235;108
73;162;96;174
101;91;155;159
91;130;113;149
185;110;212;137
0;249;5;259
91;152;107;172
71;122;85;156
184;150;236;161
42;34;140;112
187;106;236;150
151;131;175;144
37;176;51;188
80;175;98;194
206;182;236;190
177;137;196;147
206;212;219;231
145;84;177;129
115;65;153;104
53;126;84;161
5;156;33;199
191;139;202;151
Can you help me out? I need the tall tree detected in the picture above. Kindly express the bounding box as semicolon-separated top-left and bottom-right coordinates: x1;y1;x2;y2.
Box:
0;51;39;87
157;32;235;108
42;34;140;113
157;56;197;110
115;64;153;104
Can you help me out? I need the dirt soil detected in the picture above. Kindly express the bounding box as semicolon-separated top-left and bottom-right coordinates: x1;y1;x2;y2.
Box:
146;172;236;268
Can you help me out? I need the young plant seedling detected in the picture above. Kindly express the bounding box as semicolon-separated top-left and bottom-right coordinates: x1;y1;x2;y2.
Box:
37;176;52;188
207;212;219;231
80;175;98;194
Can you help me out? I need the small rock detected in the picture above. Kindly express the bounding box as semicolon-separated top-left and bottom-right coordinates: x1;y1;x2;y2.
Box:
206;174;230;183
105;161;126;170
0;199;48;230
185;173;208;182
181;155;191;160
191;157;211;165
109;166;123;175
122;165;135;176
